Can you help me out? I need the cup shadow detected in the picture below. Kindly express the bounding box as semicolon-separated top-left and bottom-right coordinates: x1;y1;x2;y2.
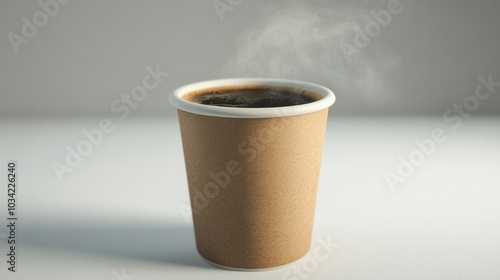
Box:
20;222;214;269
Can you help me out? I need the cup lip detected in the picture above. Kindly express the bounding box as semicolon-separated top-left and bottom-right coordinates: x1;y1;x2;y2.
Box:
169;78;336;118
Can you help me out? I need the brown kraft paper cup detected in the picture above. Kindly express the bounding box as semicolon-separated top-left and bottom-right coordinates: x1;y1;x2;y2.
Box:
169;78;336;270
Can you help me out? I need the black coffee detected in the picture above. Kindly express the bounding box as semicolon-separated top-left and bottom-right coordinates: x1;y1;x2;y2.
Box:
184;86;322;108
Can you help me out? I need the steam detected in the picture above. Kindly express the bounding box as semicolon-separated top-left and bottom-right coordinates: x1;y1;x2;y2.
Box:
223;1;400;104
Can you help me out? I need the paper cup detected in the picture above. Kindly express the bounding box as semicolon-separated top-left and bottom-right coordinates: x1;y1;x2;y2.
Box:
170;78;335;270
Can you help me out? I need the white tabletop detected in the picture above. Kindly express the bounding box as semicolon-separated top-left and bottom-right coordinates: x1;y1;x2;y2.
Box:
0;116;499;280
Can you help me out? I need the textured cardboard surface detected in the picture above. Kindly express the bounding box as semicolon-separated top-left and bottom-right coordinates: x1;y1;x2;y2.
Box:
178;108;329;269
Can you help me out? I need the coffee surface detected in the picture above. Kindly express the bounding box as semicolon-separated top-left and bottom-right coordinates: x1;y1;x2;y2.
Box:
184;86;322;108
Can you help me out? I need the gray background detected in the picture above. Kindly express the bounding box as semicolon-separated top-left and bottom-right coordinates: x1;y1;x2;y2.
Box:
1;0;499;117
0;1;499;279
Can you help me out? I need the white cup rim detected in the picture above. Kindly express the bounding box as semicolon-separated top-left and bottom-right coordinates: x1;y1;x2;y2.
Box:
169;78;336;118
